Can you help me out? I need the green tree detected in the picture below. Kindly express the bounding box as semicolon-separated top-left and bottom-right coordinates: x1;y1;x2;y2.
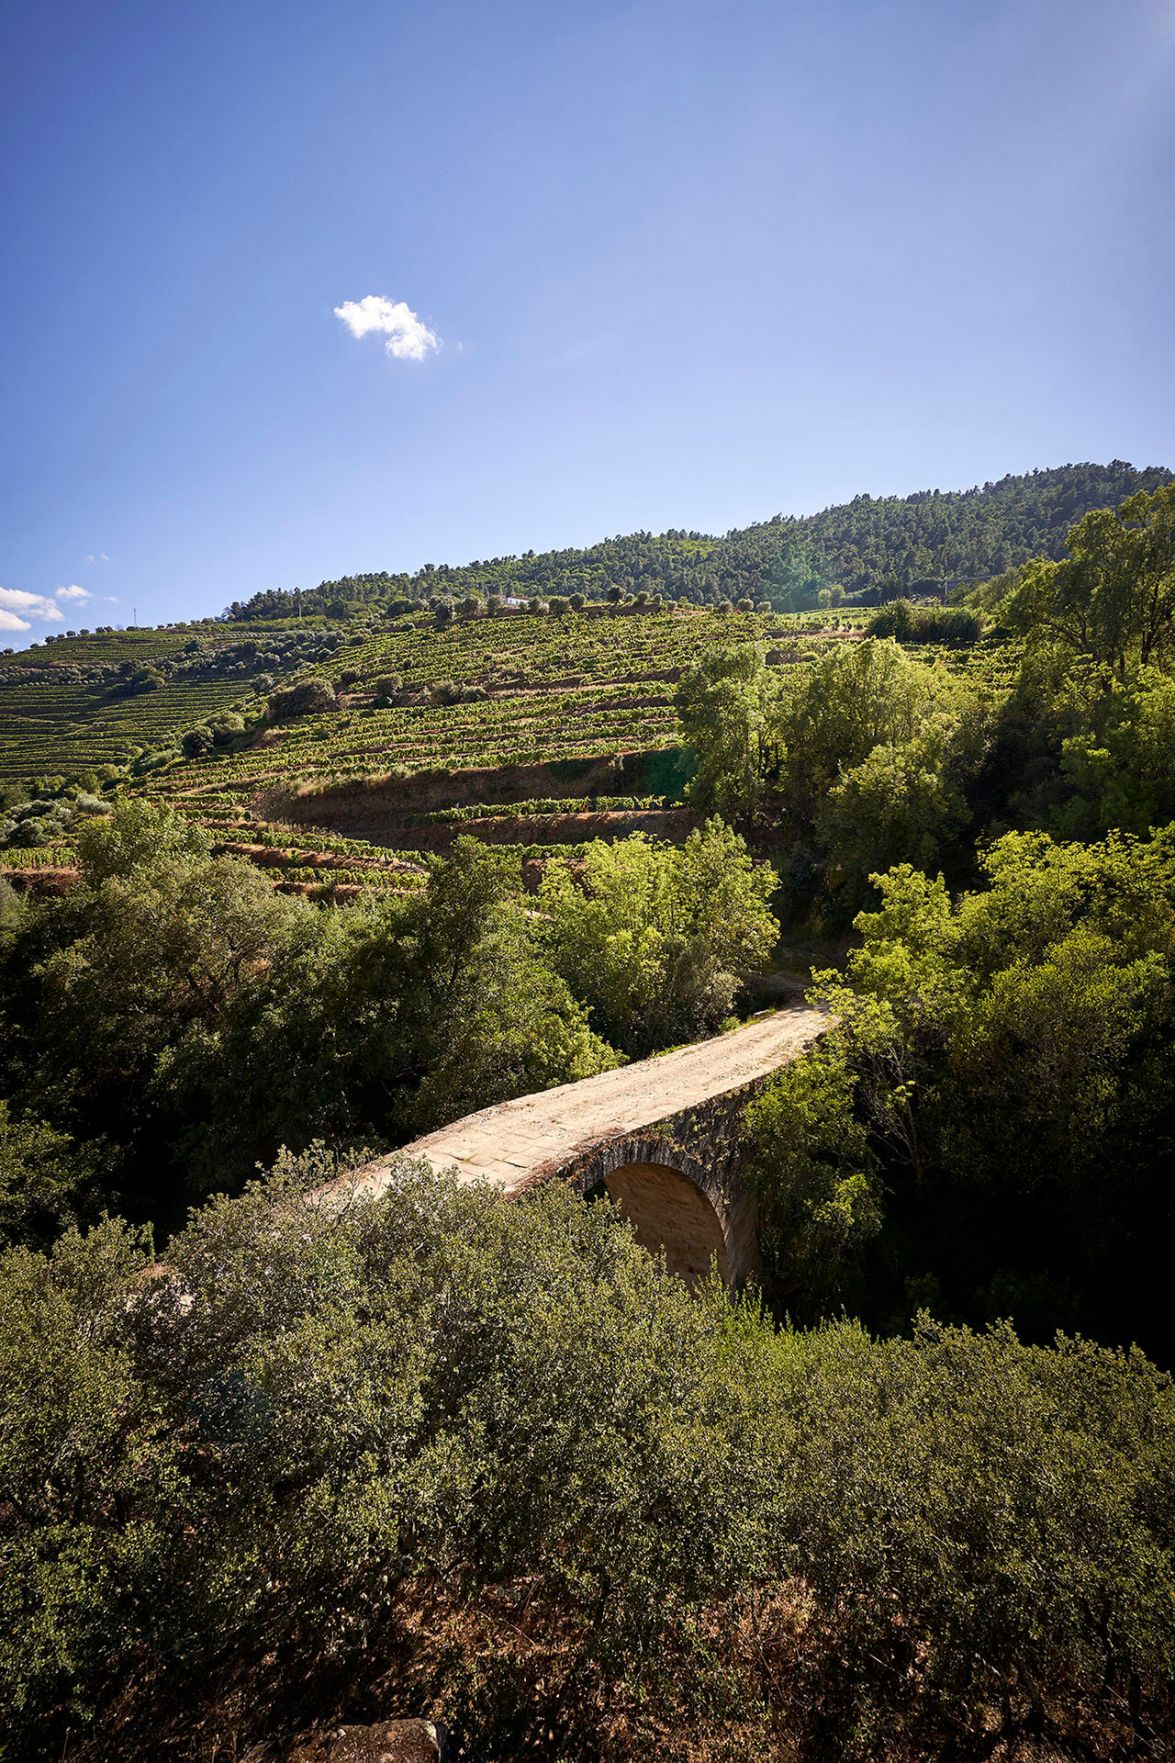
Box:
266;675;337;721
1056;665;1175;837
75;797;210;884
675;644;778;819
776;638;942;829
806;827;1175;1350
0;1103;104;1249
744;1038;881;1311
815;718;972;912
539;821;778;1054
402;840;617;1128
1004;483;1175;675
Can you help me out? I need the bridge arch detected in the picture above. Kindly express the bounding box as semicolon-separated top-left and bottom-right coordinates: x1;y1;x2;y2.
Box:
598;1158;730;1283
573;1130;746;1285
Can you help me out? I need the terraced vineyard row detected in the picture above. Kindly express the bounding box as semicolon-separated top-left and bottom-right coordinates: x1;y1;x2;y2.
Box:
110;608;846;890
145;609;845;801
0;618;336;785
0;675;260;782
6;603;1005;901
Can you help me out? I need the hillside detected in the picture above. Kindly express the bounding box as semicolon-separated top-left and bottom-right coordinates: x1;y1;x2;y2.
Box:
4;480;1175;1762
226;460;1172;620
3;605;853;894
2;461;1166;811
0;620;356;790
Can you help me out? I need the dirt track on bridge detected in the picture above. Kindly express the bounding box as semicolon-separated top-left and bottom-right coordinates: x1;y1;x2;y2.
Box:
338;1005;828;1203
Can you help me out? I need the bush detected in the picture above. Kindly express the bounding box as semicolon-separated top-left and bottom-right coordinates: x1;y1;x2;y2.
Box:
266;676;337;722
180;725;214;758
0;1171;1171;1762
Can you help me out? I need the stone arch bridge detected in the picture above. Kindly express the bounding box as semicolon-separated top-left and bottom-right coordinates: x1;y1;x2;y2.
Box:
338;1008;829;1284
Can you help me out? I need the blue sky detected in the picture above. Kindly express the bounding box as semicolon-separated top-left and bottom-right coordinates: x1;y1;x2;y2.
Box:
2;0;1173;643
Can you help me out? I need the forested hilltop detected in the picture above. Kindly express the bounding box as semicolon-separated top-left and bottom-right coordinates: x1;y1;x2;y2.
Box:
228;461;1171;619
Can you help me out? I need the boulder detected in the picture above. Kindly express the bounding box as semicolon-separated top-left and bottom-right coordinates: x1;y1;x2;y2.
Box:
288;1718;446;1763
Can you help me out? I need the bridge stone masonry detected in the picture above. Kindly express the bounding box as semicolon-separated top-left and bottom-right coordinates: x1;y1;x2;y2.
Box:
333;1007;830;1285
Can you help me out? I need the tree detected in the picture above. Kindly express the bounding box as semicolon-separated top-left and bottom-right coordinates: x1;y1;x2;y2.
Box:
805;826;1175;1353
538;821;778;1055
816;720;972;911
745;1039;881;1312
0;1103;103;1249
1003;483;1175;675
675;645;778;820
1056;666;1175;837
267;676;337;722
181;725;215;759
775;639;942;829
75;798;210;884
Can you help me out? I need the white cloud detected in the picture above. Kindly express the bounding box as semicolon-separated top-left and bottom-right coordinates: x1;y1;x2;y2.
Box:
84;552;111;565
0;608;31;632
56;584;91;602
333;294;440;361
0;586;66;625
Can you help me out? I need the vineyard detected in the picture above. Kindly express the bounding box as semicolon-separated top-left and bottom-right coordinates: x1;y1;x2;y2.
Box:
4;463;1151;899
130;607;849;886
0;618;349;786
3;602;1017;897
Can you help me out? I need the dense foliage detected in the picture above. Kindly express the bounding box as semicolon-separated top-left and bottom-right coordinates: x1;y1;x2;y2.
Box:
1;1165;1171;1762
747;829;1175;1356
538;821;777;1054
0;803;774;1235
225;462;1170;621
5;472;1175;1760
693;485;1175;1363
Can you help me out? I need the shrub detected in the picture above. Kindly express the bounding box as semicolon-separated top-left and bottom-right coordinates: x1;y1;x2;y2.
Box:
180;725;215;759
0;1174;1170;1762
266;676;337;722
